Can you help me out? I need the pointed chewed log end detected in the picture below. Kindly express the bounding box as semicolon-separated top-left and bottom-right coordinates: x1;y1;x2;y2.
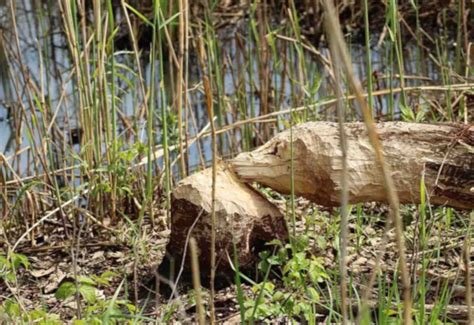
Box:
231;122;473;210
160;161;288;284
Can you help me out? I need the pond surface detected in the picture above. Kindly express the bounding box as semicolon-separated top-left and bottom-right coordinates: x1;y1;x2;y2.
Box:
0;0;454;178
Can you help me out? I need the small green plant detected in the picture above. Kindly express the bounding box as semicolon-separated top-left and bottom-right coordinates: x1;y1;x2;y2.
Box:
55;276;100;305
72;298;137;325
400;104;427;122
54;271;136;323
157;109;180;145
0;299;62;325
244;282;281;320
0;252;29;282
0;254;61;324
90;142;145;198
245;238;329;322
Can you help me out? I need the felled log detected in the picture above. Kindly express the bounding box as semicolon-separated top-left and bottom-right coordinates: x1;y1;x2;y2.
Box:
164;161;288;279
231;122;473;209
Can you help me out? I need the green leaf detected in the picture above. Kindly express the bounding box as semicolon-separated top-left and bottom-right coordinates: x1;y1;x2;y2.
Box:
244;306;254;319
400;105;415;121
79;285;97;304
27;309;46;320
316;236;327;249
307;287;320;302
5;272;16;282
293;303;301;315
101;305;123;321
78;276;96;286
123;3;153;28
125;303;137;313
266;255;281;266
266;239;282;246
100;271;117;280
263;282;275;294
55;282;76;300
415;108;426;122
0;255;9;268
11;253;29;269
272;291;285;302
386;309;399;316
5;299;20;317
251;282;274;295
94;271;117;286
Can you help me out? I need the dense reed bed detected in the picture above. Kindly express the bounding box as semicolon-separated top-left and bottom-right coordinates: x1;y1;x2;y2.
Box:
0;0;472;323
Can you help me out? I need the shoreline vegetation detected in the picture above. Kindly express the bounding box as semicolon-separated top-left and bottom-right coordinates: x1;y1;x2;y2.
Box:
0;0;472;323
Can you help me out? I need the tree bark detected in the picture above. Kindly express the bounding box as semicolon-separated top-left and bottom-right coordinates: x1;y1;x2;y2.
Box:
231;122;473;209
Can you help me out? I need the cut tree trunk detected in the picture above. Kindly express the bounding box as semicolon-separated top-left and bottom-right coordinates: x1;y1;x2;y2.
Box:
163;161;288;280
231;122;473;209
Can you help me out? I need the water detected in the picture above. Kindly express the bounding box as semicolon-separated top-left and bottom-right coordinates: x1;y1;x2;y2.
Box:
0;0;454;179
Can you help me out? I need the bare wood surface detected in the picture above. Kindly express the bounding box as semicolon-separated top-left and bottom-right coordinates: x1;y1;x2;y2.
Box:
164;161;288;278
231;122;473;209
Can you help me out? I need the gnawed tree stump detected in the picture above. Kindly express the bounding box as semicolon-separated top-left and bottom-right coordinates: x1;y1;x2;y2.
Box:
231;122;473;209
164;161;288;279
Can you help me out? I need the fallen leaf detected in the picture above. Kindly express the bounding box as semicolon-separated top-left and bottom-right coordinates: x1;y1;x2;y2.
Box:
30;266;56;278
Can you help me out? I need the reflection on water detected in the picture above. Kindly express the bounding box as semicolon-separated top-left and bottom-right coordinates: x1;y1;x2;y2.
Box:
0;0;457;178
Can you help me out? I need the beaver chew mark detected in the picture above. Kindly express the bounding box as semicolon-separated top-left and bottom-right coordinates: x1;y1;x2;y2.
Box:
159;161;288;286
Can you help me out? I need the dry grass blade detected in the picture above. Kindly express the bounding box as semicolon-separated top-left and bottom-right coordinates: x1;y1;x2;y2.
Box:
322;0;412;323
190;237;206;325
196;22;217;325
324;11;350;324
176;0;187;177
120;0;149;120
